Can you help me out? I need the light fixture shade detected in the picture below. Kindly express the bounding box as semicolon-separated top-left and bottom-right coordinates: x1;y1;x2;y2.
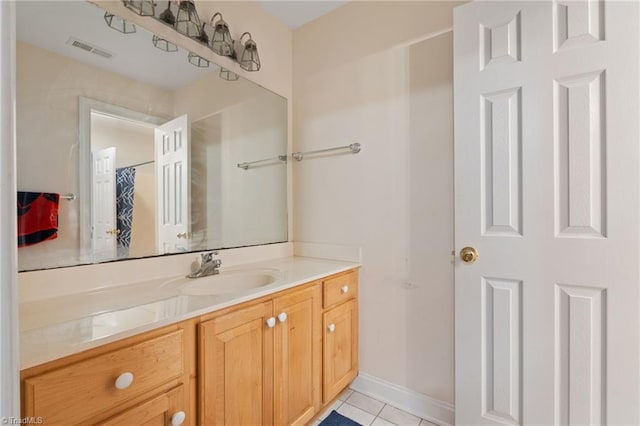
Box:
219;67;239;81
239;32;260;72
188;52;209;68
209;13;233;56
104;12;136;34
152;35;178;52
175;1;202;38
122;0;154;16
158;2;176;26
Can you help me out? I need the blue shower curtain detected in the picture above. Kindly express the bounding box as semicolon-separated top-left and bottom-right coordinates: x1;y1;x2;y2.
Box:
116;167;136;257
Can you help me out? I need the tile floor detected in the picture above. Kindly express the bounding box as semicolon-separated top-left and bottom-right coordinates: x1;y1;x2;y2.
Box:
313;388;440;426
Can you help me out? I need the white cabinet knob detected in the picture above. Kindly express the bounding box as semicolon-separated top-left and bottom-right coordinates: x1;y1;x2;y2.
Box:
115;372;134;390
341;285;349;294
171;411;186;426
266;317;276;328
277;312;287;323
328;324;336;333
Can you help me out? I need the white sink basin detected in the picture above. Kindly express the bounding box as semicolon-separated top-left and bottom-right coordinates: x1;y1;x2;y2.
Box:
175;269;279;296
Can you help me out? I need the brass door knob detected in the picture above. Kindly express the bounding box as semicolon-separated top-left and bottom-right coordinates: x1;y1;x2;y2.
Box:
460;247;479;263
177;232;188;239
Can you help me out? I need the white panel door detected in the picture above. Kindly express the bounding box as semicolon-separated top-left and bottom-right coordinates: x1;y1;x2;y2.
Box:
155;114;190;254
92;146;116;260
454;1;640;425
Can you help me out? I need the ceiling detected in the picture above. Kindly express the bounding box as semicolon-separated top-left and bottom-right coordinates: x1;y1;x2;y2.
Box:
257;1;349;29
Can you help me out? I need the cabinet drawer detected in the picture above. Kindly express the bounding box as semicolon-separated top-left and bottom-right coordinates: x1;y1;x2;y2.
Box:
323;270;358;309
96;384;185;426
23;330;184;426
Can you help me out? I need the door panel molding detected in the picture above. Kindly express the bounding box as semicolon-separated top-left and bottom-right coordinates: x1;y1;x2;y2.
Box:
555;284;606;426
554;70;607;238
481;87;523;237
481;278;522;425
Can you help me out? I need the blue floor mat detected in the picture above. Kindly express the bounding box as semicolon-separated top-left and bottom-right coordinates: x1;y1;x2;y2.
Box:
319;410;363;426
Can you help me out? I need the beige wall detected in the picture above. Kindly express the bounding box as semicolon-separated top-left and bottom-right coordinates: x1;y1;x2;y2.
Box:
188;93;288;250
218;93;288;248
16;41;174;270
172;70;269;121
293;1;459;406
190;1;292;100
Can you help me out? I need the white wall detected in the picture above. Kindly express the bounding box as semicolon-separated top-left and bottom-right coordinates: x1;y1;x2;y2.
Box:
293;0;459;411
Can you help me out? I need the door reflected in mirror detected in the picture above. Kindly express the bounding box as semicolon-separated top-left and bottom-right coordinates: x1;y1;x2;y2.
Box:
90;112;148;261
16;1;288;271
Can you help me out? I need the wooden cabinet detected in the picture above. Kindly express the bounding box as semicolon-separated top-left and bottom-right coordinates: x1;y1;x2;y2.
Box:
198;301;274;426
273;285;322;426
20;268;358;426
199;283;322;426
21;322;194;426
322;270;359;403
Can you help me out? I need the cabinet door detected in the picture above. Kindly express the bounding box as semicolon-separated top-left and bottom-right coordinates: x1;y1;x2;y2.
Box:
96;385;185;426
323;299;358;403
199;301;274;426
273;284;322;426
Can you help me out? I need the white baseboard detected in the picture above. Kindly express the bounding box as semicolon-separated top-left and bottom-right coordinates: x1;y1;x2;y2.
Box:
351;372;455;426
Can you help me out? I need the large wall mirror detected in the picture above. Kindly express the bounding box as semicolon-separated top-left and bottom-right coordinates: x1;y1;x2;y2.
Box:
16;1;288;271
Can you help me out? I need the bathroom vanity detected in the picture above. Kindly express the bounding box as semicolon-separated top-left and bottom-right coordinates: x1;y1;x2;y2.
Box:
19;258;359;426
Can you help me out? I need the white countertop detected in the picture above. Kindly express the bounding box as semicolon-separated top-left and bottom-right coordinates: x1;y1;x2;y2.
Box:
19;256;359;369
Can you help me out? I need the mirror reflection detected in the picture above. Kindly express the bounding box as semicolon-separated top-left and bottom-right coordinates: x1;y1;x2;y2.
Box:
16;1;288;271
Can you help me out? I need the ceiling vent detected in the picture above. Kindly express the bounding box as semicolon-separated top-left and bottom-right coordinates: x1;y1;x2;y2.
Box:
66;37;114;59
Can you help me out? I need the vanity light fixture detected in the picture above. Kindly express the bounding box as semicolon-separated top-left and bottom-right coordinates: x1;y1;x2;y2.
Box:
219;67;239;81
239;32;260;72
175;1;202;38
196;23;210;45
111;2;263;74
152;35;179;52
210;12;234;56
188;52;209;68
104;12;136;34
122;0;155;17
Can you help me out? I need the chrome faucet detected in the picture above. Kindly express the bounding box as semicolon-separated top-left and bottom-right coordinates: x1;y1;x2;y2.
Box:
187;251;222;278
